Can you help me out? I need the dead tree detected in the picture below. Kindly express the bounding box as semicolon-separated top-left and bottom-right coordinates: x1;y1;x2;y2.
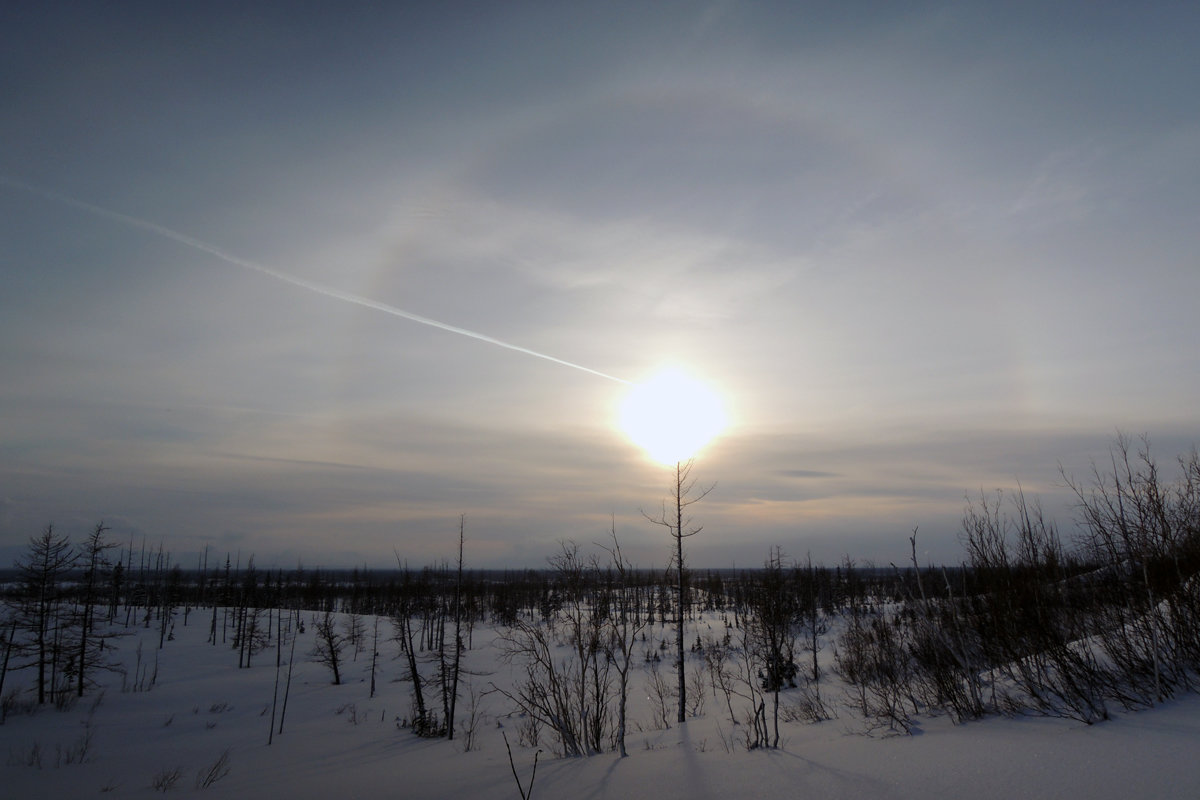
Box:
74;522;124;697
392;560;437;735
447;516;465;740
12;526;76;705
310;610;345;685
747;547;801;747
369;615;380;699
606;533;647;756
644;458;712;723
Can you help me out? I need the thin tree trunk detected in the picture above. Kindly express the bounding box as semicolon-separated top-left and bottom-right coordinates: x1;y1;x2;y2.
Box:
0;622;16;705
369;616;379;699
269;607;282;745
676;460;687;724
278;610;299;735
401;610;427;728
448;516;464;740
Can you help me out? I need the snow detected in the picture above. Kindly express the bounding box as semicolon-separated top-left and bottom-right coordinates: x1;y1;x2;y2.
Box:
3;612;1200;799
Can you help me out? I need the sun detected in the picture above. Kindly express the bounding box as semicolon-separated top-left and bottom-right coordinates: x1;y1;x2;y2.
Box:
618;367;728;464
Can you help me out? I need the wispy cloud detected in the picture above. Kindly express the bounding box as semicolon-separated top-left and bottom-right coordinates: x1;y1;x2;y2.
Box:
2;2;1197;567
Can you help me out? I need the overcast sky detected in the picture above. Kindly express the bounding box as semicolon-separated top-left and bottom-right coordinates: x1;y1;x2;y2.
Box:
3;1;1198;570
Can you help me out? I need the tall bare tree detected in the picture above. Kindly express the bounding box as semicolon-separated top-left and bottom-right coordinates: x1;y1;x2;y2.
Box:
644;458;712;723
748;547;801;747
447;516;465;740
599;526;647;757
12;526;76;705
392;561;436;735
74;522;123;697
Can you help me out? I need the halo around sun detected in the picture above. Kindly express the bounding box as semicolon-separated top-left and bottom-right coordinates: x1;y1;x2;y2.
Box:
618;367;728;464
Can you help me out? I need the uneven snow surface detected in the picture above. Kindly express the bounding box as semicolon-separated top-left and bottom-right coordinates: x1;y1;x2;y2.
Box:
3;612;1199;799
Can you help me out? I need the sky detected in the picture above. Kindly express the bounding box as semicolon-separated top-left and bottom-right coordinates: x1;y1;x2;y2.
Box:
2;1;1198;570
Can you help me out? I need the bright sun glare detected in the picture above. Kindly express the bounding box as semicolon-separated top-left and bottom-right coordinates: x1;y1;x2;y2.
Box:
619;367;728;465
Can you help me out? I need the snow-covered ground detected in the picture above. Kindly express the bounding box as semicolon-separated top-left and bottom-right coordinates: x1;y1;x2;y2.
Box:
3;610;1200;799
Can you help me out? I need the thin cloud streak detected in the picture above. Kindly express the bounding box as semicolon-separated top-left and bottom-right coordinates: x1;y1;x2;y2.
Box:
0;176;631;387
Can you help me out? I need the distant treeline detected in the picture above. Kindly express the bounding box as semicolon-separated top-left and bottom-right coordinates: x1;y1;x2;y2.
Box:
0;555;914;625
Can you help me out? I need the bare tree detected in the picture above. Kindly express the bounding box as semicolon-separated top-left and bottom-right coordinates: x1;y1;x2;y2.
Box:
599;527;647;757
73;522;124;697
747;547;801;747
799;553;828;684
392;561;437;736
310;610;345;685
0;618;16;708
447;516;465;740
269;607;285;745
234;558;270;668
368;615;380;699
644;458;713;724
12;526;76;705
344;613;366;662
277;608;301;736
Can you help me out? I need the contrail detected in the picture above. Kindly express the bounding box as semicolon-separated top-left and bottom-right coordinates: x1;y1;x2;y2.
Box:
2;176;630;385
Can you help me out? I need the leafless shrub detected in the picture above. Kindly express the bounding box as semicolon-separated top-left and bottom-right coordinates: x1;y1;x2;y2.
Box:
57;716;94;765
53;687;78;712
644;663;674;730
458;682;485;752
960;486;1110;724
1067;436;1200;710
150;765;185;792
781;681;834;723
517;713;540;749
687;664;706;717
2;689;36;721
834;608;915;735
739;699;768;750
194;748;232;790
123;640;157;693
493;542;612;756
336;702;359;725
702;635;740;728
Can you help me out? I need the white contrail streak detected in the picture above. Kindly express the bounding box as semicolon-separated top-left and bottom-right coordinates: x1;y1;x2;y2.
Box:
2;177;630;385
